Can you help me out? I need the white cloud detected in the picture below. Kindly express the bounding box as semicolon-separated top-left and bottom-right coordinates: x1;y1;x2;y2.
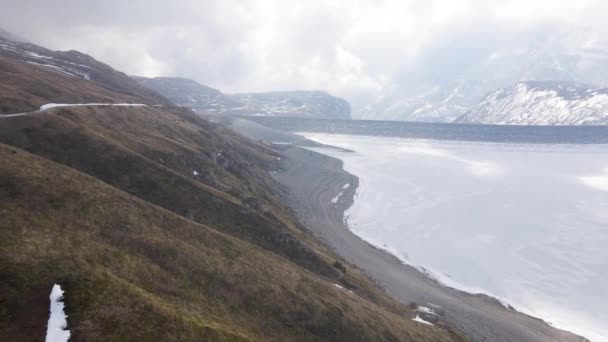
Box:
1;0;607;115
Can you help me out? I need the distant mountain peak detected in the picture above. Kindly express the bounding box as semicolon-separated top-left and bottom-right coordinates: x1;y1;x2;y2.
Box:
456;80;608;125
135;76;351;119
359;46;608;122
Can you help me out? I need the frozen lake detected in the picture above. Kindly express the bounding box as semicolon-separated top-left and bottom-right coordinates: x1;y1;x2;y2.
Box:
304;133;608;342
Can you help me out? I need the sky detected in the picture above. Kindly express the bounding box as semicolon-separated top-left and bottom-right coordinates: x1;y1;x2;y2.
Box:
1;0;607;113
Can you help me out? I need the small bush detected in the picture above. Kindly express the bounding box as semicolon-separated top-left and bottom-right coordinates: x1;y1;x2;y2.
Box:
332;261;346;273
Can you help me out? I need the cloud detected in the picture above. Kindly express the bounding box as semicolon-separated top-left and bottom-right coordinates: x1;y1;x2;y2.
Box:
1;0;607;115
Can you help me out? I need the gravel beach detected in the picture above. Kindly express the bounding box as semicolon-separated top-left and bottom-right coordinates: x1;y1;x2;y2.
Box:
273;144;587;342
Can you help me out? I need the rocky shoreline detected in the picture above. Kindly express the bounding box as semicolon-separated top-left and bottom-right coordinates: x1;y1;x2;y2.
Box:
271;144;587;342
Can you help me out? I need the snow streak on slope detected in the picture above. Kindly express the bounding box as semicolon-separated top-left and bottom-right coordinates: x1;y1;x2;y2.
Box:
46;284;70;342
304;133;608;342
0;39;92;80
457;81;608;125
412;315;435;326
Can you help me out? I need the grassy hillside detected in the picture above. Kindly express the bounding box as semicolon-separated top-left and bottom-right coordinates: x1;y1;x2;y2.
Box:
0;107;469;341
0;56;154;114
0;37;171;113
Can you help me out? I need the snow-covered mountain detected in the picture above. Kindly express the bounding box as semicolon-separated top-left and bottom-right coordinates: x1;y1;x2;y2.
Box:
136;77;351;119
456;81;608;125
229;91;351;119
360;80;483;122
359;46;608;123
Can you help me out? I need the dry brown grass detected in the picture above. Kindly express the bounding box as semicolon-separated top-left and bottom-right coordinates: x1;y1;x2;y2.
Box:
0;106;469;341
0;55;169;114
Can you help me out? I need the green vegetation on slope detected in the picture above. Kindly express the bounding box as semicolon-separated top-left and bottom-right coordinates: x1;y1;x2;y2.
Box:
0;55;170;114
0;106;468;341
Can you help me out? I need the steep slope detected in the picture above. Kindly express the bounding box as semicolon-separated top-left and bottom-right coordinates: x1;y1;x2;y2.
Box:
0;106;467;341
135;76;351;119
456;81;608;125
0;37;171;111
0;55;153;114
0;143;464;342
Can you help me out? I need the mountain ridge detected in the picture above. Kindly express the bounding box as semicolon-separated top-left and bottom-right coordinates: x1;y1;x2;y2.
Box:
359;45;608;123
135;76;351;119
0;34;466;341
456;80;608;125
0;36;171;111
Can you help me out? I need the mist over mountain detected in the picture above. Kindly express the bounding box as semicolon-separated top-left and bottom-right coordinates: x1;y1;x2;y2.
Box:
136;76;351;119
4;0;608;125
360;44;608;123
0;27;27;43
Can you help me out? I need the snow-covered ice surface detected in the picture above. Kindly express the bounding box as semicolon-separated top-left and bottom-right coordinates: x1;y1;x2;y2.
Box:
303;133;608;342
46;284;70;342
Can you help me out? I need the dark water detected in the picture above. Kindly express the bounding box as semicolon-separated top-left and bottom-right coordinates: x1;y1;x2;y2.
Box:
243;116;608;144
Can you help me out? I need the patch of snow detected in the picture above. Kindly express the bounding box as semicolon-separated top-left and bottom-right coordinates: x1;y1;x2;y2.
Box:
26;61;78;77
45;284;70;342
59;60;93;69
442;80;465;104
331;183;351;204
333;283;354;294
412;315;435;326
416;306;437;315
24;51;53;59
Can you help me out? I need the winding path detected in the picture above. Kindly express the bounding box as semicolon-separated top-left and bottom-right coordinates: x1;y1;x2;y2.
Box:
0;103;148;119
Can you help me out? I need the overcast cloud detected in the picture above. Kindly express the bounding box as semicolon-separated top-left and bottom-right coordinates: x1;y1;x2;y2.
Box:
1;0;606;113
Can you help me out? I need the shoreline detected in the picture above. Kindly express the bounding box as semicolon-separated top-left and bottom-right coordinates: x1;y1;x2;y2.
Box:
272;144;588;342
301;132;605;341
